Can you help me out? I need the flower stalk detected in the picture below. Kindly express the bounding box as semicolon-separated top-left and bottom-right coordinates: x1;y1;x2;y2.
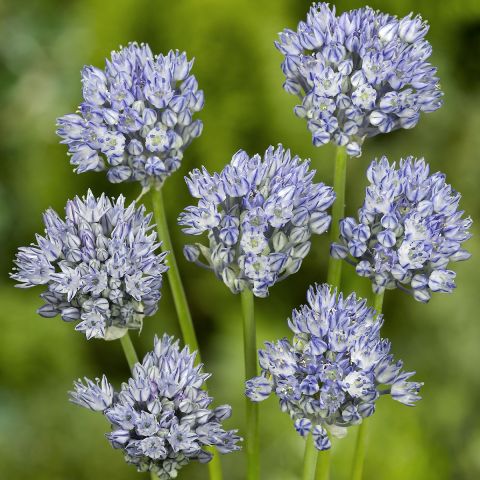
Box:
241;289;259;480
350;290;384;480
351;418;368;480
150;187;200;355
119;332;139;370
316;448;331;480
150;187;223;480
302;434;317;480
327;146;347;287
308;146;347;479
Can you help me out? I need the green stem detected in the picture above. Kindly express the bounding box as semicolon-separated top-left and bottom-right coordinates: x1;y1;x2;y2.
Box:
350;290;384;480
350;420;368;480
311;147;347;480
327;146;348;288
149;188;222;480
315;448;331;480
119;332;139;371
302;434;317;480
150;187;200;356
206;448;223;480
241;289;259;480
373;290;384;316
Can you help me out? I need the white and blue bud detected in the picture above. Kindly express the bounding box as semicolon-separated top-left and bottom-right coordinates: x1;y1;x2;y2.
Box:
294;418;312;437
183;244;200;262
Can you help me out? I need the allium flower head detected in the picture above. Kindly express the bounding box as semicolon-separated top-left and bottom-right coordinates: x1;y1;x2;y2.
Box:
276;3;443;156
331;157;472;302
178;145;335;297
11;190;168;339
57;43;204;189
245;284;422;450
70;335;241;478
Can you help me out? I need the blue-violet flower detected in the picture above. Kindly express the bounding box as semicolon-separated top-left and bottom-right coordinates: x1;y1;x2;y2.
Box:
178;145;335;297
57;43;204;189
245;284;422;450
331;157;472;302
11;190;168;339
276;3;443;156
70;335;241;477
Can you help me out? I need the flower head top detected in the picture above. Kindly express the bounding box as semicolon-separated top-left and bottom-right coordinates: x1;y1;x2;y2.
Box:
57;43;204;189
11;190;168;339
178;145;335;297
331;157;472;302
276;3;443;157
70;335;241;478
245;284;422;450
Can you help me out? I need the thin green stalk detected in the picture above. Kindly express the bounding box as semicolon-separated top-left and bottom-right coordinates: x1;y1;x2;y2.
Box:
350;290;384;480
311;146;348;479
315;448;331;480
119;334;158;480
206;448;223;480
373;290;384;316
302;434;317;480
150;187;199;354
241;289;259;480
327;146;348;287
149;187;222;480
119;332;139;371
350;419;368;480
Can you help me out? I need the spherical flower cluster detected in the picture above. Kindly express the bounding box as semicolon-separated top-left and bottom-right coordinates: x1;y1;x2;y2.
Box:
275;3;443;157
331;157;472;302
245;284;422;450
178;145;335;297
70;335;241;478
11;190;168;340
57;43;204;189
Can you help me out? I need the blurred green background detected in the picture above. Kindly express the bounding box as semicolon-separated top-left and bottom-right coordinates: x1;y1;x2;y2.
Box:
1;0;479;478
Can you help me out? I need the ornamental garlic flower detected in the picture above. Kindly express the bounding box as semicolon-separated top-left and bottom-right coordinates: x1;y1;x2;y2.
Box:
331;157;472;302
11;190;168;339
57;43;204;189
178;145;335;297
70;335;241;478
245;284;422;450
276;3;443;157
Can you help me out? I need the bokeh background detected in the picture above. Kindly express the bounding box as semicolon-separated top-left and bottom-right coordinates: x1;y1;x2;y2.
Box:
1;0;479;478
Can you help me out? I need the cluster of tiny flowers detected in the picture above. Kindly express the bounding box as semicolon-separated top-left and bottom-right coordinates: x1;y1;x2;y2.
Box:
245;284;421;450
11;191;168;339
57;43;204;188
70;335;241;478
178;145;335;297
276;3;443;156
331;157;472;302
